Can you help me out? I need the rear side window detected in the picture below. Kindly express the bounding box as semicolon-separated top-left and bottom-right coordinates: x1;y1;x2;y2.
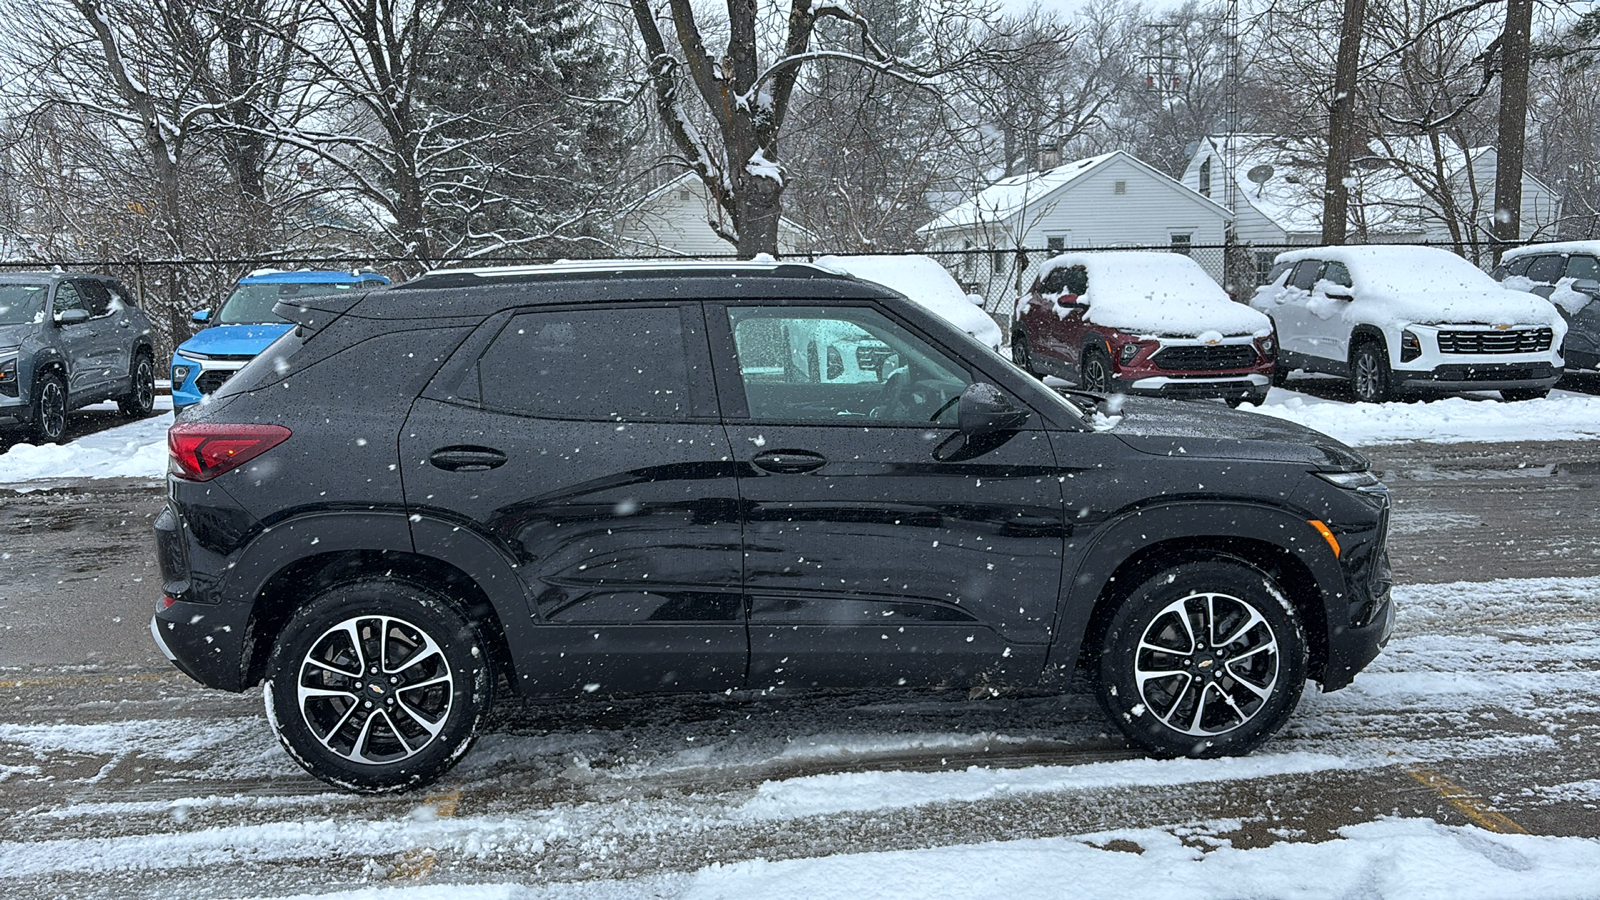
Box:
1289;261;1322;291
479;307;691;420
1264;261;1293;285
1525;255;1565;283
1565;255;1599;281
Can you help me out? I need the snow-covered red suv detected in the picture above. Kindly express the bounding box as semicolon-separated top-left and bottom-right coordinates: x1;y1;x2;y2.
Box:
1011;252;1276;406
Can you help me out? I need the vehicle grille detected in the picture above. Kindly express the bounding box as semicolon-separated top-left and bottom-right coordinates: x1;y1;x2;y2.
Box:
195;370;234;394
1151;344;1258;371
1436;328;1552;354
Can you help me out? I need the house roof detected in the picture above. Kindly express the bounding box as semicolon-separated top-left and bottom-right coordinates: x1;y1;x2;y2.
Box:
1205;134;1542;237
632;172;816;241
920;150;1231;236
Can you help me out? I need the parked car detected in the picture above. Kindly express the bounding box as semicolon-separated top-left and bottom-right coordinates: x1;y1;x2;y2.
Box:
151;259;1392;793
1254;246;1566;402
1011;251;1275;406
814;254;1004;352
1492;242;1600;373
170;269;389;411
0;272;156;443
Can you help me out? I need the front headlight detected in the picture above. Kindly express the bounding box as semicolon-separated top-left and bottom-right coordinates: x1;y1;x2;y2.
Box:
1400;330;1422;362
171;364;192;385
1316;470;1386;491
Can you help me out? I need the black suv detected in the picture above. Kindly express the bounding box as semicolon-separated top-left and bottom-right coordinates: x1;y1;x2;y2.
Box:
151;260;1393;793
0;272;157;442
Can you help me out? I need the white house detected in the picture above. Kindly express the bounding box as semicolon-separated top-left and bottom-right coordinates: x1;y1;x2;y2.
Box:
1182;134;1561;278
615;172;813;257
917;150;1234;304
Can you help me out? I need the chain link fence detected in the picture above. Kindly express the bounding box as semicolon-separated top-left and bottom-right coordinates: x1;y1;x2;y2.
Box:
0;240;1548;366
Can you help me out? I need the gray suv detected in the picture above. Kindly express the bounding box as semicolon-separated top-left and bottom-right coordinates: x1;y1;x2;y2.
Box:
0;272;157;442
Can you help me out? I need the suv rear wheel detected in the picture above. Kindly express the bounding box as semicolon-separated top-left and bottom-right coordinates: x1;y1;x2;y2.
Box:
1349;340;1393;403
264;578;495;793
1011;329;1041;378
117;350;156;417
1096;560;1306;758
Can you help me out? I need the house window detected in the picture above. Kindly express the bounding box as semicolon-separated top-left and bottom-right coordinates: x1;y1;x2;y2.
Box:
1199;159;1212;197
1114;181;1127;195
1169;233;1192;256
677;189;692;202
1047;235;1066;252
1255;252;1278;285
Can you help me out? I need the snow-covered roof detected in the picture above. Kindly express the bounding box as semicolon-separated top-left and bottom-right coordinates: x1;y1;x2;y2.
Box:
920;152;1121;234
1501;240;1600;262
1205;134;1483;237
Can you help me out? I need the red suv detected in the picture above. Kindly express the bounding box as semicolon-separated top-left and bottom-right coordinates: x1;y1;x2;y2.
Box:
1012;252;1276;406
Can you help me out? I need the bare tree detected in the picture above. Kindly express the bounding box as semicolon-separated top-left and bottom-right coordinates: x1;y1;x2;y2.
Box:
1322;0;1367;245
626;0;985;257
1492;0;1534;255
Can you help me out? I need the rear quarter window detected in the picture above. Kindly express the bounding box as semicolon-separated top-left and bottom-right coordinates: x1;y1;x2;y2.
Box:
477;306;694;421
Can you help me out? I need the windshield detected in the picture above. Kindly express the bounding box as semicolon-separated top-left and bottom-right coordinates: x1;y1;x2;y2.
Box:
0;284;48;325
216;282;356;324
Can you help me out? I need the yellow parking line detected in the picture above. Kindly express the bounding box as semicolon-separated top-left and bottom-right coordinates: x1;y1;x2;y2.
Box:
389;789;462;881
0;672;173;689
1405;765;1528;834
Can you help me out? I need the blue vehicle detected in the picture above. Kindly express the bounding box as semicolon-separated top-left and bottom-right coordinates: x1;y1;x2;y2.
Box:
170;270;389;411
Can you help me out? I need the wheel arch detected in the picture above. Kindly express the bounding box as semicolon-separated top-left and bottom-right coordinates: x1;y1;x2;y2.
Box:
1348;323;1389;360
242;548;519;690
1047;504;1342;686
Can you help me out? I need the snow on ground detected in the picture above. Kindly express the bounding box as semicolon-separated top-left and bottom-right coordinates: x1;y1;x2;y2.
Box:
3;386;1597;491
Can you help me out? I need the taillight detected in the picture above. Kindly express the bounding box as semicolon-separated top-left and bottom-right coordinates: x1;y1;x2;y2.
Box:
168;423;291;481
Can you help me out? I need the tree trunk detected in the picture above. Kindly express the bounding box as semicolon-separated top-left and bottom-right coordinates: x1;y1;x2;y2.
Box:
1493;0;1534;259
1322;0;1366;246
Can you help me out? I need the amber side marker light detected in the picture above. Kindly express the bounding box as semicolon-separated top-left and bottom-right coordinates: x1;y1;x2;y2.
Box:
1309;519;1341;558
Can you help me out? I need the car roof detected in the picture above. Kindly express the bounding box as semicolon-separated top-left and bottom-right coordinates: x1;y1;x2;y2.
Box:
0;271;114;284
363;260;894;320
238;269;390;285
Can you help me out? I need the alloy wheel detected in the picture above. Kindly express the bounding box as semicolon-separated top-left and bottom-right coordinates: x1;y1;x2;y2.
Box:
295;614;455;765
1131;591;1281;737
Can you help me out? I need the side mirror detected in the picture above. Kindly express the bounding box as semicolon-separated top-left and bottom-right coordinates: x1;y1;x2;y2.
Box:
958;382;1029;436
192;309;211;323
1572;278;1600;298
1325;290;1354;302
54;308;90;326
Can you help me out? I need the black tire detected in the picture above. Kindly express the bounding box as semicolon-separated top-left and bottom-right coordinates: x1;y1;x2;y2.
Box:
1011;330;1042;379
1080;345;1113;393
264;578;495;793
117;351;156;418
1500;387;1550;402
1096;559;1306;758
1349;339;1393;403
30;371;67;445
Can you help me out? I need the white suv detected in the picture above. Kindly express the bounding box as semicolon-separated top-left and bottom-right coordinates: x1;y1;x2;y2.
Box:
1253;246;1565;402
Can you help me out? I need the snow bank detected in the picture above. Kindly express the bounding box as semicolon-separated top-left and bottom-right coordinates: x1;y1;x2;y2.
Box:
1242;387;1600;446
0;403;170;487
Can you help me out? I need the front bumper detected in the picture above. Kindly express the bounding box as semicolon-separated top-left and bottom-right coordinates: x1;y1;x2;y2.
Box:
170;352;250;411
1391;361;1560;393
1122;373;1271;402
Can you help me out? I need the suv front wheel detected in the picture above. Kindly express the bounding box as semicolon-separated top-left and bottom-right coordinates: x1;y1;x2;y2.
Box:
31;371;67;444
1349;340;1394;403
264;578;495;793
1096;560;1307;758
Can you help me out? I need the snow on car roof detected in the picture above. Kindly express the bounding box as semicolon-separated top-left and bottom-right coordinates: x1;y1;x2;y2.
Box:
1039;251;1270;337
1272;245;1497;294
1501;241;1600;261
814;254;1004;350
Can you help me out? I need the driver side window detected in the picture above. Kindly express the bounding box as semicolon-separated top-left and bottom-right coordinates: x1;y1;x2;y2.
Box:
727;306;972;425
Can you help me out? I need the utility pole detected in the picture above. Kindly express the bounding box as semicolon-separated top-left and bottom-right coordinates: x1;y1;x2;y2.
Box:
1322;0;1367;245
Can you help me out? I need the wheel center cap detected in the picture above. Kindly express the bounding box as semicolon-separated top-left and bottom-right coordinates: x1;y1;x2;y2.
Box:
367;683;387;698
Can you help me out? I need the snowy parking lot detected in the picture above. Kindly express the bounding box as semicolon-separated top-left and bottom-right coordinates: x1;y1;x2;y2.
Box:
3;387;1600;898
